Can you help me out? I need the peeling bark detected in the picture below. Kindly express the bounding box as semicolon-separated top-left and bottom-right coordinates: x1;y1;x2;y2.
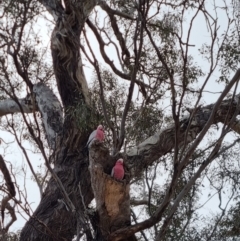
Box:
89;142;136;241
50;1;95;110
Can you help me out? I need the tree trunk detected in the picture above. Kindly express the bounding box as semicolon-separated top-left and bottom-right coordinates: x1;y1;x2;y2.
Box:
20;6;96;238
20;141;93;240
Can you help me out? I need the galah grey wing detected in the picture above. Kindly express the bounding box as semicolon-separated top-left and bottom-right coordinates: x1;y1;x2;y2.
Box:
87;130;97;147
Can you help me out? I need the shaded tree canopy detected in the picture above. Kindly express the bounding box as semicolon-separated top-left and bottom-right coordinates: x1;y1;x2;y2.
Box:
1;0;240;240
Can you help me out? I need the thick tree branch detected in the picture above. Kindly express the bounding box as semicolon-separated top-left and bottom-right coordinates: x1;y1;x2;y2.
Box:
0;83;63;150
127;70;240;177
178;69;240;170
0;156;15;198
0;97;35;117
33;83;63;149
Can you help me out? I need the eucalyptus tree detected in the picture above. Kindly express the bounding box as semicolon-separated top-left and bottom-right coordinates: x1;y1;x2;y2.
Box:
1;0;240;240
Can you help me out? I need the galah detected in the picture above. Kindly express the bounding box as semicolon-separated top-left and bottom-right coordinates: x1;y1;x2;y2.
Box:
111;159;124;181
86;125;105;148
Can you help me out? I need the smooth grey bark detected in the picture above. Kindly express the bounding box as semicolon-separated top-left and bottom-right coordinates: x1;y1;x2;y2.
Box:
0;98;35;117
33;83;63;149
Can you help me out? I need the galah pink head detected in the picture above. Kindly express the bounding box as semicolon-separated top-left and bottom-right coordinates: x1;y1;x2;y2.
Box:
96;125;104;142
117;158;124;164
97;125;104;132
112;158;124;180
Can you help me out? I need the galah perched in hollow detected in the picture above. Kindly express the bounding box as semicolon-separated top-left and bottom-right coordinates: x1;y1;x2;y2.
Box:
86;125;105;148
111;159;124;181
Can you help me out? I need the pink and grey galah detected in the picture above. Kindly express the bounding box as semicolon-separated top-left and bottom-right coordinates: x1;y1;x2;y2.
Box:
86;125;105;148
111;158;124;181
